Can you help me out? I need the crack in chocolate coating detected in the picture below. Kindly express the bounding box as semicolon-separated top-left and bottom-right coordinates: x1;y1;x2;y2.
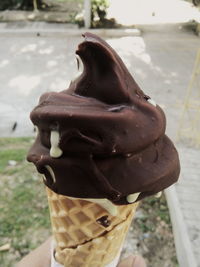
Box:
27;32;180;205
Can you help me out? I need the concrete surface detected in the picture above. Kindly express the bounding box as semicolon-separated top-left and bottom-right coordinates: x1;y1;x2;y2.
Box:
0;21;141;37
166;145;200;267
0;22;200;266
0;22;199;138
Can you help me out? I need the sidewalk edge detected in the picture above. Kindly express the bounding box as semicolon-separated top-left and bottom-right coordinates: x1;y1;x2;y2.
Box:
165;185;197;267
0;28;141;37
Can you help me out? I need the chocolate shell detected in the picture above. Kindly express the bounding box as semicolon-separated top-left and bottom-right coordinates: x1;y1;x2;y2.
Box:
27;33;180;205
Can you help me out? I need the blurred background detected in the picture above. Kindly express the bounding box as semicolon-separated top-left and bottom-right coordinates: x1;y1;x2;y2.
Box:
0;0;199;266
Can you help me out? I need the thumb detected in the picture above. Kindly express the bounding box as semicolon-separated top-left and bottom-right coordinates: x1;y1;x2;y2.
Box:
117;255;146;267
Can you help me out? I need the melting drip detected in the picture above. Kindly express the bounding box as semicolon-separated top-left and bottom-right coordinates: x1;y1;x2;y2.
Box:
50;130;63;158
76;54;84;73
155;191;162;198
68;195;118;216
147;98;157;107
126;192;140;203
45;165;56;183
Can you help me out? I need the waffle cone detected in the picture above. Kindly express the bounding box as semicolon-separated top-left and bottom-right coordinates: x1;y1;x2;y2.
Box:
46;187;138;267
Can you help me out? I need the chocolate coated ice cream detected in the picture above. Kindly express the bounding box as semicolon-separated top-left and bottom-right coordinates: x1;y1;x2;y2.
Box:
27;33;180;205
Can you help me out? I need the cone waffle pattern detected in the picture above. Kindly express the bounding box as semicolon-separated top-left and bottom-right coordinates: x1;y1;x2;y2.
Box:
46;187;138;267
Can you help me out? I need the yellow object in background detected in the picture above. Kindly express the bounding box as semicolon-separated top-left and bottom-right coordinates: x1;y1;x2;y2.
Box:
177;48;200;147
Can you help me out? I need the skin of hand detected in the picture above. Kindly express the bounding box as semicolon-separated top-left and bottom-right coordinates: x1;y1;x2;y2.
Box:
16;237;52;267
117;255;146;267
16;238;146;267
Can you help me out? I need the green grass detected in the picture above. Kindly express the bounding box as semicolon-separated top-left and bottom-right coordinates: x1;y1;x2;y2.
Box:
134;196;172;235
142;197;171;225
0;137;32;172
0;138;50;266
0;149;26;172
0;137;32;148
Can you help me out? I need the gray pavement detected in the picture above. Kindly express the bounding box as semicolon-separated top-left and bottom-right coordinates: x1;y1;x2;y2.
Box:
0;22;200;266
166;145;200;267
0;23;199;138
176;146;200;266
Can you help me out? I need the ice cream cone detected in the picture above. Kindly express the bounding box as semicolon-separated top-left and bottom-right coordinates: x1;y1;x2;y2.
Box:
46;187;138;267
27;31;180;267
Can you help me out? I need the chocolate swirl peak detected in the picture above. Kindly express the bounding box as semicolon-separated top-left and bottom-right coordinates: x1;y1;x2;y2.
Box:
27;32;180;205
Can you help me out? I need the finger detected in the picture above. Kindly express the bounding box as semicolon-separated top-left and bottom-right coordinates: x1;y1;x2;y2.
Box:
16;237;52;267
117;255;146;267
117;255;135;267
132;255;147;267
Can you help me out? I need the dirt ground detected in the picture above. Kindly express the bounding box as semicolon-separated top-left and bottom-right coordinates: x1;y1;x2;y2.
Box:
123;197;178;267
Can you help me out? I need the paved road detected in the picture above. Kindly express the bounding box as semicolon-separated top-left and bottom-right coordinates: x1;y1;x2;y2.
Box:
177;146;200;266
0;29;81;136
0;23;199;138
